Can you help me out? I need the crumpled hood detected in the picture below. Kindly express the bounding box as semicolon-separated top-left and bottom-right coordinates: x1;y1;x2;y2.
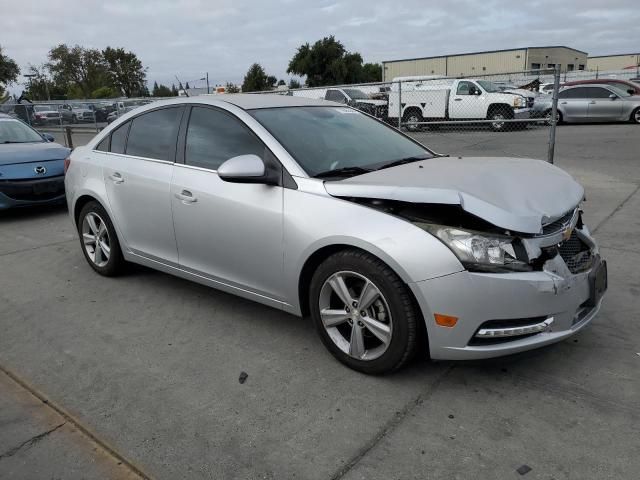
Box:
324;157;585;234
0;142;70;166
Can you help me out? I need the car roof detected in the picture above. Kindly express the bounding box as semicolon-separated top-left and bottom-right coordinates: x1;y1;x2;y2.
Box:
565;79;637;87
130;94;338;111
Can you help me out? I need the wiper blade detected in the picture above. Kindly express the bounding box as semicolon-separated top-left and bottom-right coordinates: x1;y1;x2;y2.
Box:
314;166;372;179
374;154;431;171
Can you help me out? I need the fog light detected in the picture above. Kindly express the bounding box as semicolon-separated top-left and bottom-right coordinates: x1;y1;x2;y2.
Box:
434;313;458;328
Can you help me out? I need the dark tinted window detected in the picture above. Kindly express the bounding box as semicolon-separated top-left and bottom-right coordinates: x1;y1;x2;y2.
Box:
96;136;109;152
110;121;130;154
126;107;181;160
185;107;265;170
584;87;613;98
559;88;588;99
326;90;346;103
456;81;474;95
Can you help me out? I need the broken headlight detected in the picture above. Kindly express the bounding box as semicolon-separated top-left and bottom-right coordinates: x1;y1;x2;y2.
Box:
417;224;532;272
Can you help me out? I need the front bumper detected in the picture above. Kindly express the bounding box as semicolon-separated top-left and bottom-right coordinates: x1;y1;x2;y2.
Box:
513;107;531;119
0;176;66;209
410;232;605;360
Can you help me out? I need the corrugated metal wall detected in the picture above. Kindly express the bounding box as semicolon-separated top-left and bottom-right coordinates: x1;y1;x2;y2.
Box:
587;54;640;71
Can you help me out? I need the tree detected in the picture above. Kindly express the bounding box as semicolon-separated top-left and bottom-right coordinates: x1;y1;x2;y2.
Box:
266;75;277;87
152;82;172;97
102;47;147;97
361;63;382;83
0;46;20;97
48;44;110;98
226;82;240;93
288;78;301;89
91;86;119;98
241;63;270;92
287;36;380;86
185;81;191;89
277;79;286;86
171;83;179;96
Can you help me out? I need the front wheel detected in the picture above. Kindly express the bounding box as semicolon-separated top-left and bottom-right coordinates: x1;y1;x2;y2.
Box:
78;201;125;276
630;108;640;124
488;108;512;131
309;249;420;374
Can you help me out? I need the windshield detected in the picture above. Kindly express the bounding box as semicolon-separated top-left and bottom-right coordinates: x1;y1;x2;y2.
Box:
476;81;501;93
343;89;369;100
607;85;632;97
73;104;91;110
0;119;44;143
250;106;432;177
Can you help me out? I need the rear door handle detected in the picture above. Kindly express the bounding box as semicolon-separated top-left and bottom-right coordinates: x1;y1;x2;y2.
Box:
175;189;197;204
453;98;463;101
108;172;124;184
560;101;567;105
588;101;596;104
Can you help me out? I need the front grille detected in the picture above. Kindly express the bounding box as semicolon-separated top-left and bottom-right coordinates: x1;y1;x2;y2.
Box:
527;97;534;108
541;209;576;235
558;231;593;273
0;176;65;201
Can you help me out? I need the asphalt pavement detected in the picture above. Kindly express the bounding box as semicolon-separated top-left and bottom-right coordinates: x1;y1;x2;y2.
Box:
0;124;639;479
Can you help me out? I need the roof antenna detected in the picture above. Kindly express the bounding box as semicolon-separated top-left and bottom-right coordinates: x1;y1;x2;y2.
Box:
175;75;189;97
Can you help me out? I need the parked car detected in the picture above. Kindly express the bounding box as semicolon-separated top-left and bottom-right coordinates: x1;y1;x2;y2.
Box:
60;103;95;123
65;96;607;374
324;88;388;119
563;78;640;96
0;113;70;209
538;83;558;95
533;84;640;124
387;78;531;131
32;104;62;125
94;102;117;123
106;104;145;124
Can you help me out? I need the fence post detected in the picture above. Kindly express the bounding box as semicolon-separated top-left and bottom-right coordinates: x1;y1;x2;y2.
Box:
547;65;561;164
397;80;402;130
64;127;74;149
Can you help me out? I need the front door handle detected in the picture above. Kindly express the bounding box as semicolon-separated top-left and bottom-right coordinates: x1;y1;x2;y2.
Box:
453;98;463;101
108;172;124;184
560;101;567;105
175;189;197;204
588;101;596;104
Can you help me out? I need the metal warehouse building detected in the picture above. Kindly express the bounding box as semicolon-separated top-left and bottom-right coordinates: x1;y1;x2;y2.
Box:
587;53;640;72
382;46;588;81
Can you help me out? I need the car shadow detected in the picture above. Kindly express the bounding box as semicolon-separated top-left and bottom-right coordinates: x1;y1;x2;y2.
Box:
0;203;68;222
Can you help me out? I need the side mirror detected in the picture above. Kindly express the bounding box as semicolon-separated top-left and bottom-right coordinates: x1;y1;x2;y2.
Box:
41;133;55;142
609;93;617;100
627;89;635;95
218;154;275;185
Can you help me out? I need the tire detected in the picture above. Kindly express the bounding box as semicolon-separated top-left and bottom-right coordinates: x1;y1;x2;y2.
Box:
630;108;640;124
544;109;562;126
71;114;77;123
77;201;125;276
309;249;420;374
402;109;423;132
488;107;512;132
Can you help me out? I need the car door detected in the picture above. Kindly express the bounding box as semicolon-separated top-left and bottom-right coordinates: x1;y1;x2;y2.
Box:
102;106;183;264
585;87;624;121
449;81;485;119
558;88;589;122
171;105;285;300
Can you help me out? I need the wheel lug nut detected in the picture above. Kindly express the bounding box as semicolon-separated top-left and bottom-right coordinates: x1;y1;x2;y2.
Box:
360;311;366;317
357;321;364;327
345;307;350;313
352;301;358;308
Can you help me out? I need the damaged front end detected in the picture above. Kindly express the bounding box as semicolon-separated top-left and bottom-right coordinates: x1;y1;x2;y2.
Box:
344;197;599;280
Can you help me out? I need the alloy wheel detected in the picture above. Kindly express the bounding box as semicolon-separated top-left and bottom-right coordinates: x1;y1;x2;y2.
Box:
634;109;640;124
318;271;393;361
491;113;506;130
81;212;111;267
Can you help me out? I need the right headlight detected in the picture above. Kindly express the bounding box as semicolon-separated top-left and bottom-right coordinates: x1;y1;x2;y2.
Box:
416;223;532;272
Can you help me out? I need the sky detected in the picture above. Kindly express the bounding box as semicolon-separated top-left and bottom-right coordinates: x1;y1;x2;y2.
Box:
1;0;638;92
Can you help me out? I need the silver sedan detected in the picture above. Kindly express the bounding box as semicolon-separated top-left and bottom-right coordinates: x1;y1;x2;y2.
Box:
65;95;607;374
533;83;640;123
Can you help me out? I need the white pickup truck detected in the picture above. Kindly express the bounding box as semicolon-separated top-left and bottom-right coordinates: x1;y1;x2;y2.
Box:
387;77;532;131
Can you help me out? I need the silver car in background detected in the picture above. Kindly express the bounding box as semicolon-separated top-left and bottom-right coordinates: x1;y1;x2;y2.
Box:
65;95;607;374
534;83;640;123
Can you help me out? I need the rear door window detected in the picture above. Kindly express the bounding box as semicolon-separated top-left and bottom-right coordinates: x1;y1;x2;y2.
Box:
125;107;182;161
110;121;130;154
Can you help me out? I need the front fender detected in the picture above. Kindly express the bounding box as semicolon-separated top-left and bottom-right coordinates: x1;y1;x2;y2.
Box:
282;186;463;314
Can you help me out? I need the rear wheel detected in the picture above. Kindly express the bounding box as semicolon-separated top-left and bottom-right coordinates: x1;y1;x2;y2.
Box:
78;201;125;276
630;108;640;124
402;109;423;132
309;249;420;374
544;109;562;126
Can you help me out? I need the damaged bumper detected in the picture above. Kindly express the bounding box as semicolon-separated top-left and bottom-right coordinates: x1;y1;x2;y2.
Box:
410;226;607;360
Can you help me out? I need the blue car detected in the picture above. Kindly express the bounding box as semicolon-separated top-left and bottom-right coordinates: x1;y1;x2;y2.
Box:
0;113;70;209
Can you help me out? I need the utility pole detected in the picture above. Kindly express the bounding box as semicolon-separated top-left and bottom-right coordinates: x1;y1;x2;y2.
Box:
206;72;210;94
